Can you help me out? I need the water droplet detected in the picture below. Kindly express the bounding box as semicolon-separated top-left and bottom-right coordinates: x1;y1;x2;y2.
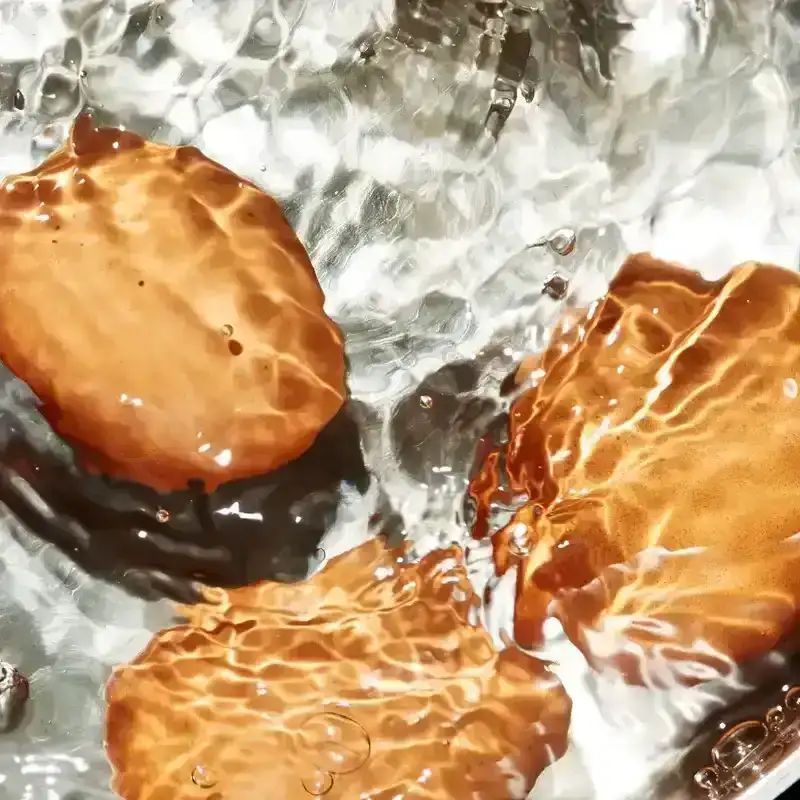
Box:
766;706;785;731
221;324;233;337
12;90;25;111
693;766;719;795
191;765;217;788
542;274;569;300
547;228;577;257
785;686;800;710
156;508;170;523
301;768;333;796
419;395;433;409
298;712;371;775
712;720;768;771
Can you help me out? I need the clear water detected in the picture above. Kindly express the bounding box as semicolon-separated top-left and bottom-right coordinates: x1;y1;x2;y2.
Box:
0;1;799;799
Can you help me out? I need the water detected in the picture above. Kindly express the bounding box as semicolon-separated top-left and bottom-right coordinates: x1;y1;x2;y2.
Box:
0;1;799;799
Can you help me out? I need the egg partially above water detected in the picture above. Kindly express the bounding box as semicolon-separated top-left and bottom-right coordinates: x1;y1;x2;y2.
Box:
0;114;346;494
0;115;365;599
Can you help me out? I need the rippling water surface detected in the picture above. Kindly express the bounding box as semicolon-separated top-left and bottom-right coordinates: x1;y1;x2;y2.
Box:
1;1;800;799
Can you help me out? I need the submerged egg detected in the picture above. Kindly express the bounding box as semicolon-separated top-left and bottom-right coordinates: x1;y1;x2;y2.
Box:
0;114;346;493
469;254;800;685
105;538;570;799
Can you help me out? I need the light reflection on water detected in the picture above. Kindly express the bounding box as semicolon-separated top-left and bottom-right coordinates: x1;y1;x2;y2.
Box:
0;1;799;799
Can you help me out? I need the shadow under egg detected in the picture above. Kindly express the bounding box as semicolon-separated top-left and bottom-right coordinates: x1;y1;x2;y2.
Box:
0;401;369;603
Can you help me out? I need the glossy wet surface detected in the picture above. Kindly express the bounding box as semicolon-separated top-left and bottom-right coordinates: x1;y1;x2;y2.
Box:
1;2;800;800
0;116;345;493
106;537;570;800
469;255;800;686
0;116;365;601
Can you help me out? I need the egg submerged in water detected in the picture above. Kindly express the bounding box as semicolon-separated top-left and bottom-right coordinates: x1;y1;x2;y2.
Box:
0;114;368;600
468;254;800;687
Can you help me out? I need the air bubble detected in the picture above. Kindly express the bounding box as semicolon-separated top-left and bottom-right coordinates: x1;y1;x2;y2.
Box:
12;90;25;111
191;765;217;788
419;395;433;409
156;508;170;523
527;227;577;258
221;324;233;337
547;228;577;257
766;706;785;731
785;686;800;710
297;712;371;776
711;720;768;771
301;768;333;796
693;766;719;796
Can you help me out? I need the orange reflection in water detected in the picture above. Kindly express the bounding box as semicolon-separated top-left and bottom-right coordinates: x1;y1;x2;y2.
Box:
470;255;800;685
0;115;345;493
106;537;570;799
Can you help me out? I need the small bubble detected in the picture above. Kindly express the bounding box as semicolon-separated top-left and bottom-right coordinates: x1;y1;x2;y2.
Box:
314;548;326;561
693;766;719;796
785;686;800;710
547;228;577;257
156;509;170;523
301;769;333;796
766;706;785;731
298;712;371;776
12;90;24;111
419;395;433;409
221;324;233;337
191;765;217;789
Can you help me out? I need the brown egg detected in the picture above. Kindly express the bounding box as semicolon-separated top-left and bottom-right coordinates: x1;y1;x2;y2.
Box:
0;115;345;493
105;537;570;800
469;254;800;686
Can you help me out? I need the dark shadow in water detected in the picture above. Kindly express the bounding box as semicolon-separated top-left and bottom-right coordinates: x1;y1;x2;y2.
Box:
390;359;500;490
0;404;369;603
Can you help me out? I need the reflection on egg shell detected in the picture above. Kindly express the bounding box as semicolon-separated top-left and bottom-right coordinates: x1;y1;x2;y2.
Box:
105;537;570;800
469;254;800;686
0;115;346;493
